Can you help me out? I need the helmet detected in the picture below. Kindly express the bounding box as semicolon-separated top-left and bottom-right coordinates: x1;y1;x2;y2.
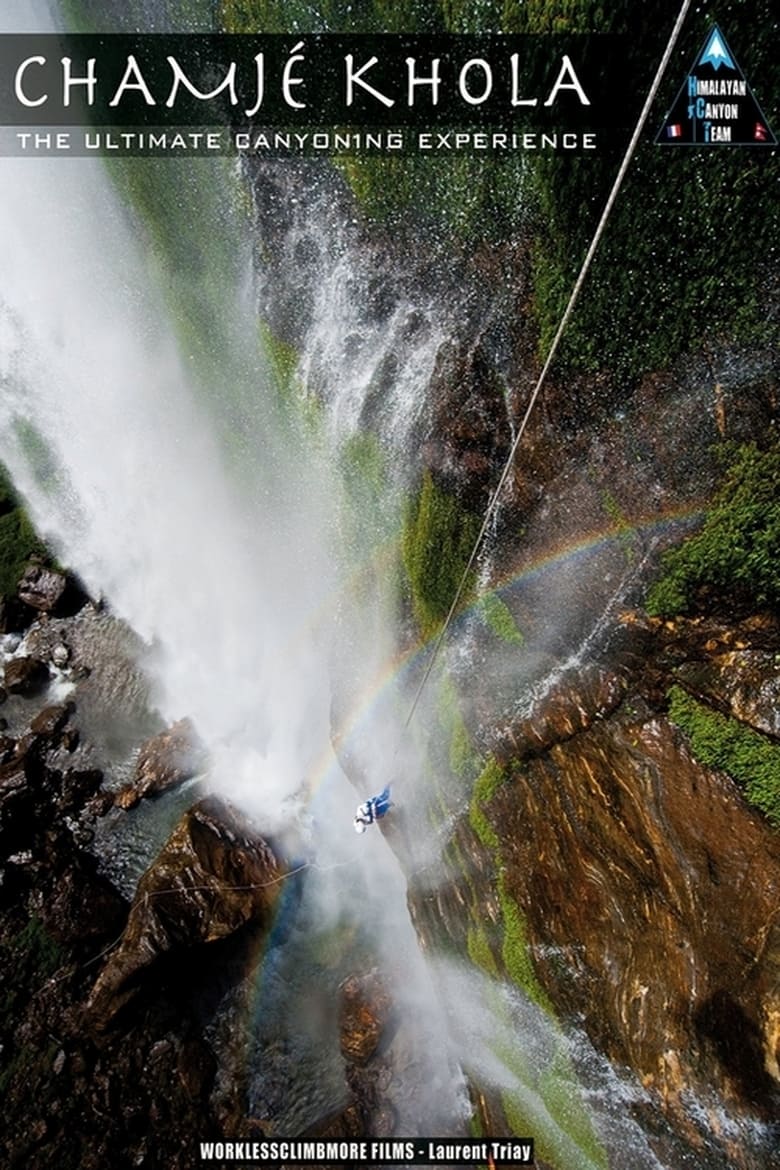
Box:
353;817;367;833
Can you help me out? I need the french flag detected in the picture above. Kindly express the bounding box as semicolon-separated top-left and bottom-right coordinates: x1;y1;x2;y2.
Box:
667;124;683;138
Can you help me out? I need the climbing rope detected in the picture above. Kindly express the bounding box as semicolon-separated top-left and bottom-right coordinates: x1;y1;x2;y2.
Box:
46;855;362;986
403;0;694;731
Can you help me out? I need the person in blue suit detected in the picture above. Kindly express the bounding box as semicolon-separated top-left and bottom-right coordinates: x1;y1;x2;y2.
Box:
353;785;393;833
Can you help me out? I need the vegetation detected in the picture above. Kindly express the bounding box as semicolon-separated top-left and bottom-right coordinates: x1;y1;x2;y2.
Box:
401;472;482;639
222;1;778;381
467;922;500;976
469;756;505;849
478;591;525;644
0;465;47;598
647;443;780;617
668;685;780;828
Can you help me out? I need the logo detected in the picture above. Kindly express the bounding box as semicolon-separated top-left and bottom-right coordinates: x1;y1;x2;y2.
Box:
656;24;776;146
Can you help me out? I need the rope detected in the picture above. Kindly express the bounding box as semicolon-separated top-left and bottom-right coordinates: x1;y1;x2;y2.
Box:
45;854;362;986
403;0;693;731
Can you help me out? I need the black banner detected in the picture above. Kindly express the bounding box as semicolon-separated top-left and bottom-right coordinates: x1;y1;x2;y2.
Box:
0;34;628;130
197;1137;534;1165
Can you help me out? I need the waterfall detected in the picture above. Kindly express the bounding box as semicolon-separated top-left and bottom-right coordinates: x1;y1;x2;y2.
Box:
0;0;473;1140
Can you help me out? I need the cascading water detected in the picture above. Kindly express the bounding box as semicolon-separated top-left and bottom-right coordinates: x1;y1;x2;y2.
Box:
0;0;473;1143
4;5;771;1168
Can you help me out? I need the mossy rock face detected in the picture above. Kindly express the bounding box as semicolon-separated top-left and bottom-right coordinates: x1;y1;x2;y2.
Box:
668;684;780;828
401;472;482;640
647;442;780;618
0;467;48;599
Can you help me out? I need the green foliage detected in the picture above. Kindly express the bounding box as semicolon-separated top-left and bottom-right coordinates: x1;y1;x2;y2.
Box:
647;443;780;617
526;0;780;378
668;685;780;828
222;0;443;32
469;756;506;849
498;873;552;1011
478;591;525;644
437;676;481;779
467;923;500;976
0;467;47;598
401;472;482;639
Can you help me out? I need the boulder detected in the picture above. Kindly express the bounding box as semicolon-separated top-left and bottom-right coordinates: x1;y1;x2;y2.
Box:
30;703;73;742
17;564;68;612
87;797;285;1028
4;655;50;697
113;718;204;810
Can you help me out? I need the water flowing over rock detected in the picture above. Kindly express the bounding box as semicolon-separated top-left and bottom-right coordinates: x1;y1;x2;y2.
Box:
113;717;204;810
400;609;780;1169
87;797;286;1029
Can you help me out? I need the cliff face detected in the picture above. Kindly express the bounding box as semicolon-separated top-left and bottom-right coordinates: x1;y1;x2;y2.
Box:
396;607;780;1169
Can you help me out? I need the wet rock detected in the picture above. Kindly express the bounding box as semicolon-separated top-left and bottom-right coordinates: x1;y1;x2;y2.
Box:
41;859;127;949
51;643;70;669
4;655;50;697
675;649;780;739
339;971;393;1065
177;1037;218;1100
496;662;627;759
114;718;204;810
423;340;511;502
17;563;69;612
0;594;34;634
490;707;780;1132
87;797;285;1028
30;702;73;742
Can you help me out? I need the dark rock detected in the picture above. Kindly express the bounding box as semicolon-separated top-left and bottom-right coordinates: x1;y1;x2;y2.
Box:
114;717;204;810
0;594;34;634
17;563;68;612
60;769;104;814
30;703;72;742
177;1037;217;1100
41;859;128;949
4;655;50;697
87;797;285;1028
62;728;80;752
423;340;511;502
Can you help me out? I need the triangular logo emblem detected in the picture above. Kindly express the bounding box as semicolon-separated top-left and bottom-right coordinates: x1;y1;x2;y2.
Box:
656;24;776;145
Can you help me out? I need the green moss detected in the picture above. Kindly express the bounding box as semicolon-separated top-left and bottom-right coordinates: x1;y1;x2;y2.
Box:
0;467;48;598
667;685;780;828
469;757;506;849
437;676;481;781
498;874;553;1012
478;591;525;645
647;443;780;617
502;1076;607;1170
467;923;500;977
401;472;482;640
340;432;386;497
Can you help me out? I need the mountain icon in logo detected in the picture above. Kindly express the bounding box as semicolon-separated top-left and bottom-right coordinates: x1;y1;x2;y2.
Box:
698;29;734;72
656;24;776;146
